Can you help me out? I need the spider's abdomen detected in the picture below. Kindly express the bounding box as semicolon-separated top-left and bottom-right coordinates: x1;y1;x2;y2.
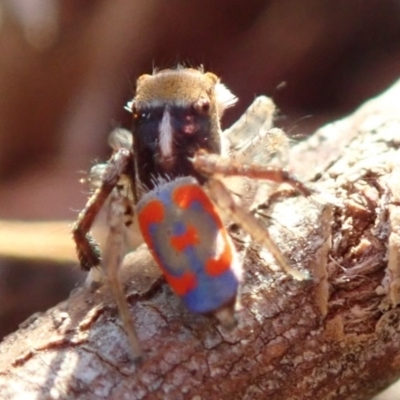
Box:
136;177;242;317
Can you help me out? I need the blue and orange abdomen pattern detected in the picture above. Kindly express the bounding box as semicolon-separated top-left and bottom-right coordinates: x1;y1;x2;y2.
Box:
136;177;242;314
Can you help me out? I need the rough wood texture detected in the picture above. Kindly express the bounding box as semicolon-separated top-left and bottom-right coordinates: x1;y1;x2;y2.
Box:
1;80;400;400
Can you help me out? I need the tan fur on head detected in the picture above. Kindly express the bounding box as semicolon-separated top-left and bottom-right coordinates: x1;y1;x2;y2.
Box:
133;68;237;115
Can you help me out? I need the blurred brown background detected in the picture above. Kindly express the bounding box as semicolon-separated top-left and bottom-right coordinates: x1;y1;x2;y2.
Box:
0;0;399;361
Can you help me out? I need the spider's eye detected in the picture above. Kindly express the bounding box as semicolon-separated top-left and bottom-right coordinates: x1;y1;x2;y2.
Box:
131;103;147;121
133;109;146;122
193;98;210;114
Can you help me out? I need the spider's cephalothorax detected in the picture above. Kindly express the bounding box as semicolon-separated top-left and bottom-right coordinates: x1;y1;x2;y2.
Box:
128;68;237;191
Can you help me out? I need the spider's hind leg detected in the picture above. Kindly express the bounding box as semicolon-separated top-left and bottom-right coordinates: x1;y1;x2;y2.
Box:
83;161;135;288
102;184;143;363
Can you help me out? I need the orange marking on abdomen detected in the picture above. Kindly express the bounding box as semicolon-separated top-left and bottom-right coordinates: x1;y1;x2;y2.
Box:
137;199;165;243
138;198;198;296
170;224;199;252
165;271;197;296
205;233;233;276
173;184;215;216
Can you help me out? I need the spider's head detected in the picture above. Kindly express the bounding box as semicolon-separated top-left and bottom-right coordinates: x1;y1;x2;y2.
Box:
128;67;237;189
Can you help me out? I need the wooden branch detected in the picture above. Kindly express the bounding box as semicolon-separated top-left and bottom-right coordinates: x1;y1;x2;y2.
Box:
1;80;400;400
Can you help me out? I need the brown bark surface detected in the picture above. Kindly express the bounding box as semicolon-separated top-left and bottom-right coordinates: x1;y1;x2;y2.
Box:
1;80;400;399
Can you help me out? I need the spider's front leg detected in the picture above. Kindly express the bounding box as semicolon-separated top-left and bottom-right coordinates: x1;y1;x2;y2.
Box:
205;177;310;281
72;148;133;271
223;95;289;164
193;151;316;281
223;96;276;153
193;151;315;197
